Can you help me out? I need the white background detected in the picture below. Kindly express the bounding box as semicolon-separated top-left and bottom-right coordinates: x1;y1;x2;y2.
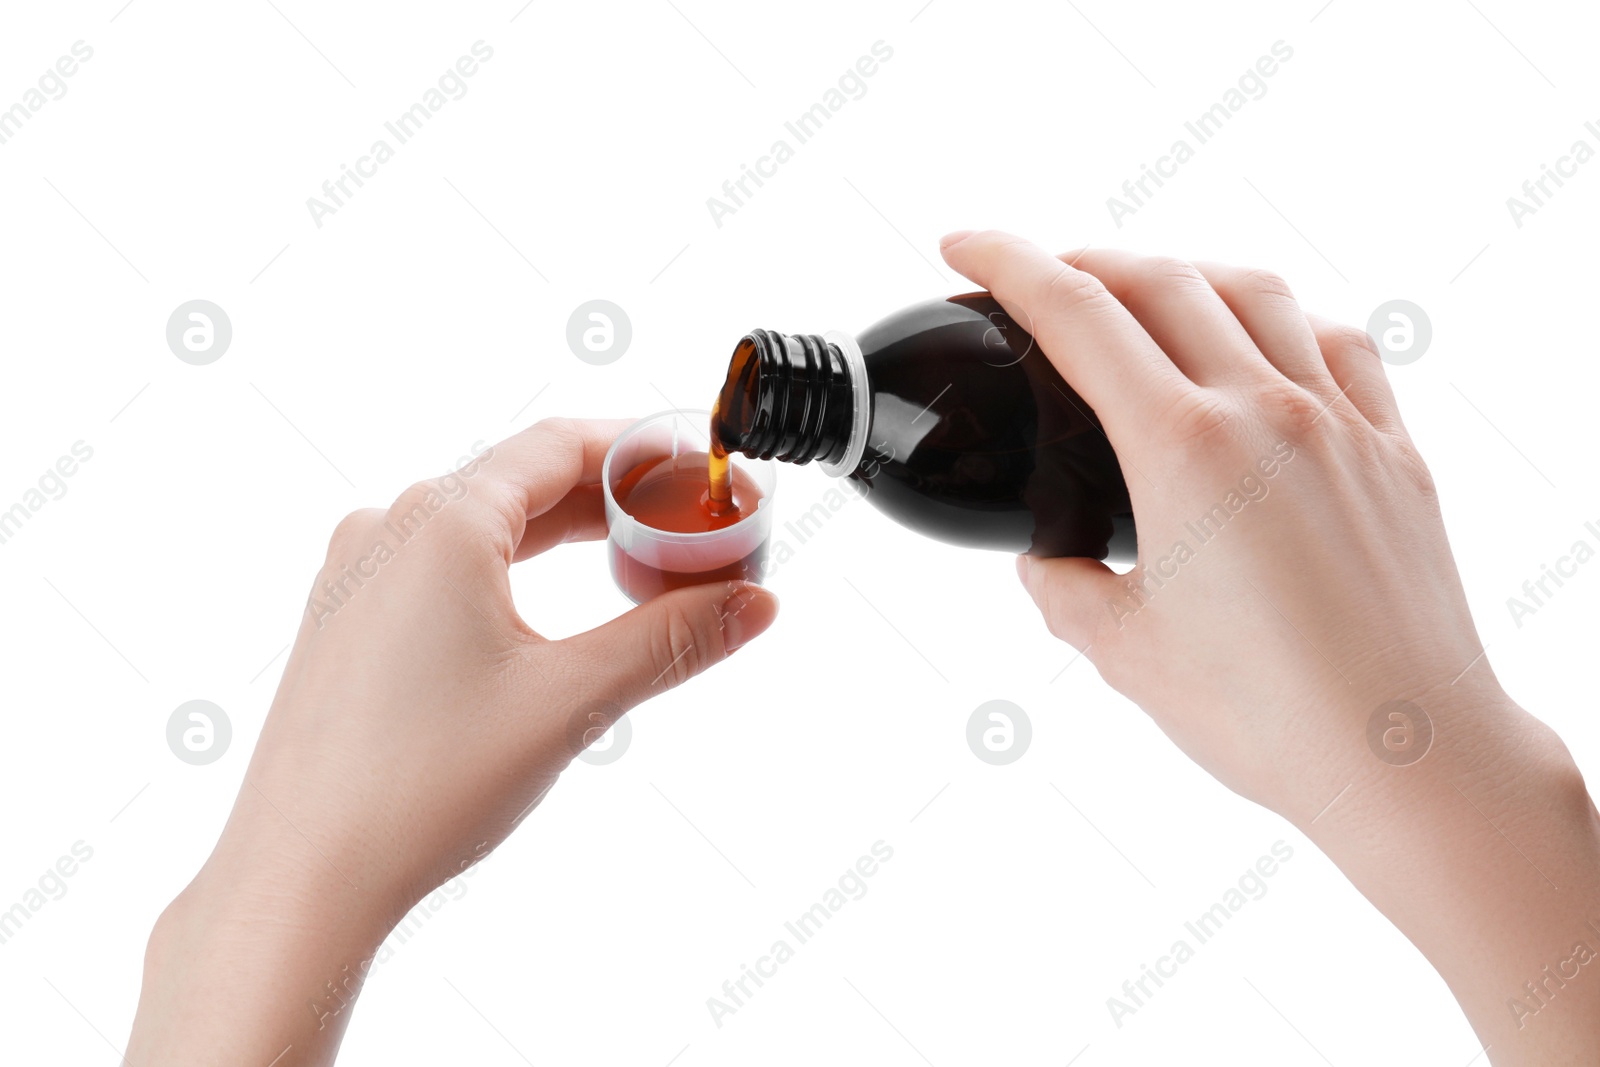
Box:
1;1;1596;1063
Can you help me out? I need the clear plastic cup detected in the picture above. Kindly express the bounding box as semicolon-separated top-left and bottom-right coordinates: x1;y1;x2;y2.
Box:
602;409;777;604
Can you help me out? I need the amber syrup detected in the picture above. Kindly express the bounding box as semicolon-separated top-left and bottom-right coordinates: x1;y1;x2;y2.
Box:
610;448;766;600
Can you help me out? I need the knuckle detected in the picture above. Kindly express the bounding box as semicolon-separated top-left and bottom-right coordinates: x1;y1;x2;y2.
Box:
478;485;527;541
388;479;438;516
985;231;1033;256
533;416;580;449
326;509;381;557
1160;389;1239;450
1039;263;1112;316
1028;564;1107;651
1259;380;1333;437
1128;256;1209;302
652;604;708;689
1043;617;1074;647
1236;267;1296;303
386;478;469;538
1023;568;1056;630
1325;323;1381;360
1392;439;1439;499
1036;584;1074;645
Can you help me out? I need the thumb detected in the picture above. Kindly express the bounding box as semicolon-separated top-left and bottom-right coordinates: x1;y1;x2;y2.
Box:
566;581;779;708
1017;555;1118;650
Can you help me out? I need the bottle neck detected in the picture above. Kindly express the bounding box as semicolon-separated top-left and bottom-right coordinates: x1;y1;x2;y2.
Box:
714;329;866;474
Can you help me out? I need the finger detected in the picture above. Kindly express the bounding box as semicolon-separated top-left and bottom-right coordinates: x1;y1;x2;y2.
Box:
512;484;607;562
1191;261;1337;396
1059;250;1276;389
940;231;1195;442
1016;554;1120;651
1304;313;1407;436
458;418;634;561
374;420;630;622
558;582;779;709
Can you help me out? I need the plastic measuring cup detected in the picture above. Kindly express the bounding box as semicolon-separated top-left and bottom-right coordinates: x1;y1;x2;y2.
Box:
602;409;777;604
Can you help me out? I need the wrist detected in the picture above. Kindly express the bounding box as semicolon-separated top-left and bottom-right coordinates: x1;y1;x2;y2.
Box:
193;762;423;943
1297;690;1600;1061
1297;686;1577;851
130;852;396;1065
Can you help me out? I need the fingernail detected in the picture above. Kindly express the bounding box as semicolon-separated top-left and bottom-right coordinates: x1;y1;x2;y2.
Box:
940;229;976;250
721;584;779;655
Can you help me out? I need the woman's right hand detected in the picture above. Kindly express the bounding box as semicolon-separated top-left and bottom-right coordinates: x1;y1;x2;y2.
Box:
939;230;1600;1065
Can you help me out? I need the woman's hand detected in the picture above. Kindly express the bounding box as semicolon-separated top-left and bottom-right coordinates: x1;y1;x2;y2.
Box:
127;417;778;1066
940;231;1600;1065
943;233;1515;813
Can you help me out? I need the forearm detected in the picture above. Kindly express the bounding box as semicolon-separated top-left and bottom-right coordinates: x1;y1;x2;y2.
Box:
1302;691;1600;1065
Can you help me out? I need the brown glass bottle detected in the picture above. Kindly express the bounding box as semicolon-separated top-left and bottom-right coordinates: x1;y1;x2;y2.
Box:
711;293;1135;560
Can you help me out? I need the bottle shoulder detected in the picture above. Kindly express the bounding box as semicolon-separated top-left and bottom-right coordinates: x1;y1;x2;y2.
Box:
857;292;1013;361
